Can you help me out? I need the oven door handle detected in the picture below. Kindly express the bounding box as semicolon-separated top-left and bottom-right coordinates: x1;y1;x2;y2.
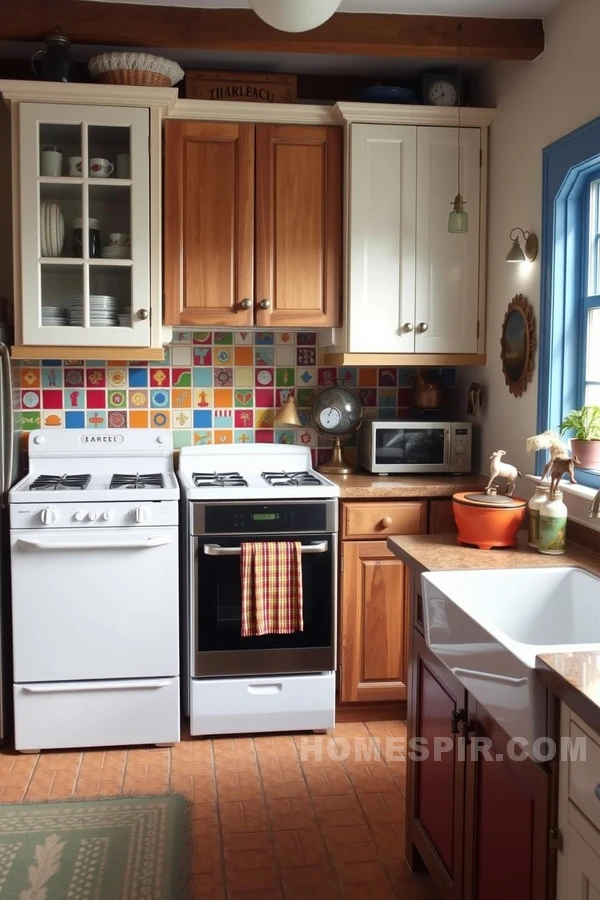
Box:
17;537;172;551
21;680;172;694
204;540;329;557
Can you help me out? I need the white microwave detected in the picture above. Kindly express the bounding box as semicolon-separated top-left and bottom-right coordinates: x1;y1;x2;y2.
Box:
358;420;472;475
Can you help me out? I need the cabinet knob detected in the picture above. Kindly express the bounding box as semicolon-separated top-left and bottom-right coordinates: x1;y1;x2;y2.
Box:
417;322;428;333
450;708;467;735
259;299;271;310
381;516;393;528
240;298;252;310
403;322;414;333
137;309;149;320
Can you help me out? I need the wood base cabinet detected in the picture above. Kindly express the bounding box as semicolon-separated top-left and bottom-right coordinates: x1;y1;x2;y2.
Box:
407;586;552;900
164;120;341;329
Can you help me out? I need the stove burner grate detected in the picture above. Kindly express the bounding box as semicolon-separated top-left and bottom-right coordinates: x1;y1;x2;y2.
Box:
192;472;249;488
110;473;165;490
30;474;92;491
262;470;322;487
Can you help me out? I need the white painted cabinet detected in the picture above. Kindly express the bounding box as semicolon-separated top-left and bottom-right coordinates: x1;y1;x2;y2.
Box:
0;81;176;360
558;705;600;900
329;110;490;363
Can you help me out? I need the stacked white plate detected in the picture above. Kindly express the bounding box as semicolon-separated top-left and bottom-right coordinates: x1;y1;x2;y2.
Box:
42;305;68;326
117;308;131;327
40;202;65;258
69;294;119;327
101;245;130;260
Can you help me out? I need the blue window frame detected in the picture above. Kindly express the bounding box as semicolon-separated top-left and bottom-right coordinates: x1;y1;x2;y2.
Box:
539;116;600;489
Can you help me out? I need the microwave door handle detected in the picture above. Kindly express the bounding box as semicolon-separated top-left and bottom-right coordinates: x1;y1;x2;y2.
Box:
445;428;451;464
204;541;329;557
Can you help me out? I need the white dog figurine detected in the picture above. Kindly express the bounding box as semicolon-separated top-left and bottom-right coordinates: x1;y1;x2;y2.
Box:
486;450;522;496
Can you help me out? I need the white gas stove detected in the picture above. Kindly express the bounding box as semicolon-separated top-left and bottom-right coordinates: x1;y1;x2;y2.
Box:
178;443;339;738
177;443;340;502
9;430;180;752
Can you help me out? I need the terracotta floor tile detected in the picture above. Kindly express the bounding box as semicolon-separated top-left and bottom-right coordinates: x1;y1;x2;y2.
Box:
190;849;223;875
213;737;255;753
222;831;274;852
339;884;397;900
229;891;284;900
267;798;318;831
226;868;282;893
334;861;391;884
283;888;341;900
328;841;381;864
305;771;354;797
192;833;222;857
190;872;226;898
370;825;405;861
273;830;328;867
224;848;278;871
262;781;310;801
321;825;372;845
279;864;337;888
192;818;221;839
219;799;269;833
359;793;406;825
191;800;219;820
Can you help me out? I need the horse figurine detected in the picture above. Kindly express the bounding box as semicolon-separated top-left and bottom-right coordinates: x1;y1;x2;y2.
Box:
540;455;580;494
486;450;522;496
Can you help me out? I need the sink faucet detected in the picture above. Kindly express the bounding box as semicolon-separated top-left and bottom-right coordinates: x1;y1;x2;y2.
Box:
590;489;600;518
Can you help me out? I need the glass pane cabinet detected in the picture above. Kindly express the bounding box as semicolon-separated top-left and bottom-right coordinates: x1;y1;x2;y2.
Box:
19;103;150;347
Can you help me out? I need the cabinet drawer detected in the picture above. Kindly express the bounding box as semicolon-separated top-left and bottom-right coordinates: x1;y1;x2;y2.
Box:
568;720;600;831
341;501;426;539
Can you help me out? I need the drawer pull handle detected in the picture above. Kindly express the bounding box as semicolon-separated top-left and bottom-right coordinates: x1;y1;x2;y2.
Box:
595;784;600;801
381;516;393;528
248;684;282;695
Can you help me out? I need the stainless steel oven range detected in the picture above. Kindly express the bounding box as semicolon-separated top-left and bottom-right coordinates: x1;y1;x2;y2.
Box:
178;444;340;737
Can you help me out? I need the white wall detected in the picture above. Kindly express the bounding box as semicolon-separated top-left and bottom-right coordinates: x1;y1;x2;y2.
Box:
459;0;600;503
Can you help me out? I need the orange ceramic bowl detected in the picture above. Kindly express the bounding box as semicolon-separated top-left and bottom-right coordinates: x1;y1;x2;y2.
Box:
452;492;527;550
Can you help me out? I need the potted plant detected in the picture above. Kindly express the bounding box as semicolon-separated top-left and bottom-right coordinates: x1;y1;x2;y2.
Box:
559;405;600;469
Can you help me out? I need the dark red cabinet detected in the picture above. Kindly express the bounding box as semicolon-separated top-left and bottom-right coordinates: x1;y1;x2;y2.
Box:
406;580;553;900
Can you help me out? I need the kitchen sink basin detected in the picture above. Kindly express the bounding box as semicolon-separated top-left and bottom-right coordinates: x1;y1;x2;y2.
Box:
421;567;600;748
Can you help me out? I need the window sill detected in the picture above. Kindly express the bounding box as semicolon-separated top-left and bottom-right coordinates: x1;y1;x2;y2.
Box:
529;476;600;531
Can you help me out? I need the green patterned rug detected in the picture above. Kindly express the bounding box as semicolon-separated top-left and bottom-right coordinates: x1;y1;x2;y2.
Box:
0;795;189;899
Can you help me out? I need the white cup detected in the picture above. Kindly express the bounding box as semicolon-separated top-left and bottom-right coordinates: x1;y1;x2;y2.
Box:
116;154;130;179
89;158;114;178
68;156;82;176
41;150;62;177
108;233;130;247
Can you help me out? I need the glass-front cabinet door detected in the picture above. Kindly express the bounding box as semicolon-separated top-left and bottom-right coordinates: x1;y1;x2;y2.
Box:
19;103;150;347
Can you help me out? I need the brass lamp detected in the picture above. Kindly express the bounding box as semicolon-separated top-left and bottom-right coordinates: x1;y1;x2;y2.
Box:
274;389;302;428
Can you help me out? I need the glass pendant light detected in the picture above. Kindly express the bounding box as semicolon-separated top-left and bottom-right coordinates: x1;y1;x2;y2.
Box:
249;0;342;32
448;24;469;234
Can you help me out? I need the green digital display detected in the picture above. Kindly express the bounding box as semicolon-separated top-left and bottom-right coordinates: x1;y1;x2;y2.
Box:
253;513;278;521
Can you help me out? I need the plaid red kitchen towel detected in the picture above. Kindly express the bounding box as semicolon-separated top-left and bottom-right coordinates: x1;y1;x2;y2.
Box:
241;541;304;636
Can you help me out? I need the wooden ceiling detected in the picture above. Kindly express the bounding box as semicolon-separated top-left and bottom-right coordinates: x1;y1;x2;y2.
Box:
0;0;545;61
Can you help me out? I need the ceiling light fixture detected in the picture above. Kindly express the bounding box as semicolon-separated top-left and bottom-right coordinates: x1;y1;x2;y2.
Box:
506;228;539;263
448;22;469;234
248;0;342;33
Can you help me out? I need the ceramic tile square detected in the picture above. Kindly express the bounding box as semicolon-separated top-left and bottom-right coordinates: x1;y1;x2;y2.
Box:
378;368;397;387
235;331;253;345
235;390;254;408
173;431;192;448
296;368;316;386
276;368;294;388
42;359;61;366
150;389;170;409
171;345;192;366
339;368;358;385
214;388;233;408
150;368;170;388
235;430;253;443
151;410;170;428
397;368;415;387
64;389;84;409
194;348;212;367
233;367;253;387
255;429;275;443
296;347;316;367
108;390;127;409
194;410;213;428
193;332;212;344
255;347;274;367
213;331;233;346
21;412;40;430
43;412;63;427
128;368;148;387
214;368;233;387
255;332;274;346
21;368;40;388
87;410;107;428
255;409;275;428
41;390;63;410
107;368;127;389
171;368;192;388
108;410;127;428
276;345;296;366
215;347;233;366
255;369;274;388
359;369;378;387
275;429;295;445
318;368;337;385
86;368;106;388
297;428;317;448
193;368;213;387
64;368;85;388
276;388;292;407
194;431;212;445
378;388;396;408
129;410;148;428
234;346;253;366
359;388;377;407
42;367;62;388
214;409;233;429
297;332;317;346
296;389;313;408
173;409;192;429
171;329;192;344
172;388;191;409
255;389;274;408
21;390;39;409
194;388;212;408
215;429;233;444
65;410;85;428
235;410;253;428
129;389;148;408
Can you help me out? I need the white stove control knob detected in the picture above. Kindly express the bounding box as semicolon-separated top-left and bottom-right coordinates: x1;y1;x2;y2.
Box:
33;435;45;444
40;507;57;525
102;511;112;522
88;511;98;522
157;434;167;444
73;511;85;522
131;506;149;524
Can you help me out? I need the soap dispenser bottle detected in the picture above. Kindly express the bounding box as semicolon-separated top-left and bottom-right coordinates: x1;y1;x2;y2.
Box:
528;483;550;548
538;489;567;555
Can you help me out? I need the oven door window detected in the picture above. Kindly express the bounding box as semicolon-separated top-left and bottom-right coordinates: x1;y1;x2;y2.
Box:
375;428;446;465
195;534;333;652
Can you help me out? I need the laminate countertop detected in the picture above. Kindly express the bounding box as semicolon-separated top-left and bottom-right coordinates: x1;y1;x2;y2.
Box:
328;472;489;499
387;532;600;735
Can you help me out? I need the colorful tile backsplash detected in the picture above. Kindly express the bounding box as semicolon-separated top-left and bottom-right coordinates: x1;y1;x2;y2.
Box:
14;330;456;461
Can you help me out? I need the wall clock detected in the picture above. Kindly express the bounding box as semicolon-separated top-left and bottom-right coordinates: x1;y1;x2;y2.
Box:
421;73;459;106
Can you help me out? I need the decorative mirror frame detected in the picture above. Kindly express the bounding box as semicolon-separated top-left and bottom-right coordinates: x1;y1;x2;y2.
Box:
500;293;536;398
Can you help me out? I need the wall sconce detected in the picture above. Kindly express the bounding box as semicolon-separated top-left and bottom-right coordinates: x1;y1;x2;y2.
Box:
506;228;538;263
274;389;301;427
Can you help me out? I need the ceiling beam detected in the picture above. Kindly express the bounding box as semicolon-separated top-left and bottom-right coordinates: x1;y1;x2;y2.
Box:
1;1;544;61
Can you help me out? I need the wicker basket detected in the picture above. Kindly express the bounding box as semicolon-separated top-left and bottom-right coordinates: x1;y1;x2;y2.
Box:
97;69;172;88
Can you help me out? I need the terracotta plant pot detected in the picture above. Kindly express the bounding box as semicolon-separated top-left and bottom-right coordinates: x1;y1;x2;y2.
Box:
571;439;600;470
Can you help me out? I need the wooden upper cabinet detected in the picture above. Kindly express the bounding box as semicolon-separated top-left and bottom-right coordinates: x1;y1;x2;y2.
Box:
254;124;342;328
163;120;255;327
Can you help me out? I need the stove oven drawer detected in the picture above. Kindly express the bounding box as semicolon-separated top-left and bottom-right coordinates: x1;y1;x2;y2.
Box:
190;672;335;736
13;677;180;752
